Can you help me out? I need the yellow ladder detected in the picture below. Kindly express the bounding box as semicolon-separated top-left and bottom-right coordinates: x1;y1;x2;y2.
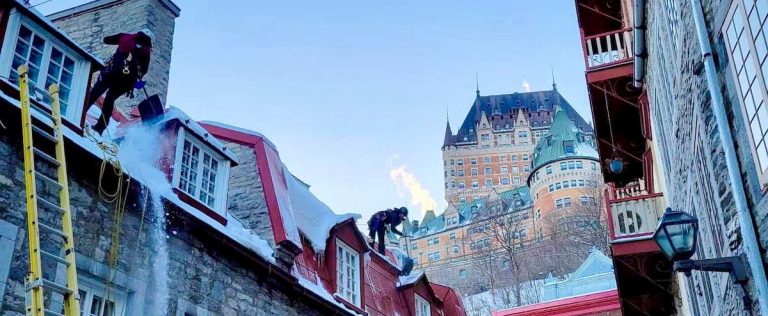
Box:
18;65;80;316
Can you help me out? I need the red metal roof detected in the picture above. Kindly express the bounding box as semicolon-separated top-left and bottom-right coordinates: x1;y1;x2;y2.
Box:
492;290;620;316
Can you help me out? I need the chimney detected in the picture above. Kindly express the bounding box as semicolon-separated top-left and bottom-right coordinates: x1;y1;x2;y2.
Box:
49;0;181;116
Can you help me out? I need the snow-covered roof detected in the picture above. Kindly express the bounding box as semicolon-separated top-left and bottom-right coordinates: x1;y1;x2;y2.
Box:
285;168;360;253
397;271;425;287
199;120;278;151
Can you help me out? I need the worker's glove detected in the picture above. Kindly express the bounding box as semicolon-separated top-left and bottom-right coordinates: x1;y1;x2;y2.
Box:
134;80;146;89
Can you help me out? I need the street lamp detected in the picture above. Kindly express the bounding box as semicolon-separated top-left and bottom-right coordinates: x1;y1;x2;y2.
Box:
653;208;752;310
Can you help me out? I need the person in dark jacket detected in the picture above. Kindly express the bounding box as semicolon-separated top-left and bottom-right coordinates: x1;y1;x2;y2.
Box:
85;29;153;135
367;207;408;254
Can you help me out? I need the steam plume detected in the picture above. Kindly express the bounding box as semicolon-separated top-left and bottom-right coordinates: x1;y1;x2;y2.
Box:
522;81;531;92
389;155;437;219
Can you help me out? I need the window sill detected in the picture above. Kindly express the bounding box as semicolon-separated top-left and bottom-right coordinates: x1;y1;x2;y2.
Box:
172;188;227;225
332;294;368;315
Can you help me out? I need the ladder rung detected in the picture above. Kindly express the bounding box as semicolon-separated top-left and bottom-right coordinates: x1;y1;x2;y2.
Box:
31;125;57;143
30;104;55;123
33;148;60;167
38;222;66;239
42;279;73;295
41;249;70;266
44;309;65;316
37;197;64;213
35;171;62;191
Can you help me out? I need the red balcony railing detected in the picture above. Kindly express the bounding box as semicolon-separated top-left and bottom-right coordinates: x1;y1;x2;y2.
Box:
604;181;665;242
582;28;633;71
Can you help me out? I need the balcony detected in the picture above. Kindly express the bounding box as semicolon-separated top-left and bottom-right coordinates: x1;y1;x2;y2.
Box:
582;28;633;71
605;181;665;243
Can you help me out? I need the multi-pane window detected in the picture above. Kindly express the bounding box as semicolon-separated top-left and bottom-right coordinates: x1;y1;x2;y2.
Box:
457;159;464;166
511;155;518;161
470;158;477;165
449;232;456;239
546;165;552;174
484;167;492;175
725;0;768;181
485;178;493;188
459;269;467;278
484;156;491;163
452;245;460;253
560;162;567;170
501;166;508;174
458;181;466;189
513;177;520;184
457;169;465;177
523;154;529;160
480;134;490;141
336;240;361;306
74;281;126;316
512;166;519;173
500;155;507;162
4;18;86;122
416;295;431;316
563;140;575;154
471;180;479;189
501;177;510;185
471;168;478;176
179;138;219;208
556;198;564;209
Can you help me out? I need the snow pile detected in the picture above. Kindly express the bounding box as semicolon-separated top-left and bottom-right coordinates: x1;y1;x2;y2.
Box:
285;167;360;253
292;267;363;315
397;271;424;287
117;124;274;262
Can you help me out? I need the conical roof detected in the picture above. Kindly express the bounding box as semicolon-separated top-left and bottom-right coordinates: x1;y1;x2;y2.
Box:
531;107;598;171
442;120;454;147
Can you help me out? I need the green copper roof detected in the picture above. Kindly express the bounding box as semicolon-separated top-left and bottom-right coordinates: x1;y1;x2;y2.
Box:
531;108;598;171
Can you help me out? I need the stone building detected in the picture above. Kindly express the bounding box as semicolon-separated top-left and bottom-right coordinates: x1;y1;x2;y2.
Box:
0;1;467;315
527;107;602;238
408;105;600;296
442;86;591;205
572;0;768;314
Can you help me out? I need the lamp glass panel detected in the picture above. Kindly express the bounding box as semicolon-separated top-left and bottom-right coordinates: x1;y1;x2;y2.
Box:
667;222;696;253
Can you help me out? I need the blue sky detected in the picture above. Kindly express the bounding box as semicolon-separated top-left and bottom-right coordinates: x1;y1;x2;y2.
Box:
40;0;590;224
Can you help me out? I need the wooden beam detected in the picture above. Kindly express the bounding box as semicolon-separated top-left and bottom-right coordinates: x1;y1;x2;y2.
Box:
590;83;640;109
598;138;644;162
577;2;623;24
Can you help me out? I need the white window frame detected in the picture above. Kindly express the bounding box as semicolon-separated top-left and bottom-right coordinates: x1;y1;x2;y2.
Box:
0;10;89;123
724;0;768;184
172;128;231;215
335;239;362;307
77;278;128;316
415;294;431;316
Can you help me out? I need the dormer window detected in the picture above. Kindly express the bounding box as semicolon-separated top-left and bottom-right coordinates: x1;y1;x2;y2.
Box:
173;128;230;214
563;140;575;154
1;12;89;122
335;239;361;307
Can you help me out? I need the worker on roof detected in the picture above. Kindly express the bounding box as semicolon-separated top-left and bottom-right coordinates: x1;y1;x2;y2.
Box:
85;29;154;136
367;207;408;254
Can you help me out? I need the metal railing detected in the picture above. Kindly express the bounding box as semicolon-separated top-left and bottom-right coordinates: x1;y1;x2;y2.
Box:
583;28;633;70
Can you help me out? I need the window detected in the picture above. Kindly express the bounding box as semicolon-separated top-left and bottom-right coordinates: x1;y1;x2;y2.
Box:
560;162;567;170
480;134;490;141
459;197;466;203
502;260;510;269
415;295;431;316
563;197;572;207
536;209;541;219
457;159;464;166
568;161;576;169
724;1;768;182
511;154;518;161
548;184;554;192
501;177;510;185
546;165;552;174
484;156;491;163
451;181;456;188
501;166;508;174
555;198;564;209
591;162;597;170
500;155;508;162
411;243;418;250
484;167;492;175
450;159;455;166
485;178;493;187
563;181;570;188
459;269;467;278
518;131;528;138
524;165;530;172
449;232;456;239
76;280;127;316
470;158;477;165
513;177;520;184
450;170;455;176
336;240;361;306
174;129;229;213
452;245;460;253
578;179;585;187
555;182;562;190
471;168;478;176
471;180;479;189
523;154;529;160
571;180;577;187
563;140;575;154
576;161;583;169
512;166;519;173
2;15;88;122
457;169;465;177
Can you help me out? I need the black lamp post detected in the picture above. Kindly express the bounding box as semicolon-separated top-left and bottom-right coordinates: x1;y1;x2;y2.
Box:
653;208;752;309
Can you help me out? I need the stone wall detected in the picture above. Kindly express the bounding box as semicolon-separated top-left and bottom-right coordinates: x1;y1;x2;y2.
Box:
49;0;179;115
222;140;276;248
0;133;325;315
644;0;767;313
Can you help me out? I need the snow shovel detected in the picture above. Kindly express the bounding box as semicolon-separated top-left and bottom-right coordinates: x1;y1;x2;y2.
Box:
137;85;164;125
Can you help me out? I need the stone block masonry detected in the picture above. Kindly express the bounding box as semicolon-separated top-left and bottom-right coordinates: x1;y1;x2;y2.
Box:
0;133;325;315
49;0;180;116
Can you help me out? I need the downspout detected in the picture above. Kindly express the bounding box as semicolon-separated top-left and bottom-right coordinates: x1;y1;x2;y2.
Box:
633;0;647;88
690;0;768;312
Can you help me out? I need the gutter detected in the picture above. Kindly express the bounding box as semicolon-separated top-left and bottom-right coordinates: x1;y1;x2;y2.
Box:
690;0;768;312
633;0;647;88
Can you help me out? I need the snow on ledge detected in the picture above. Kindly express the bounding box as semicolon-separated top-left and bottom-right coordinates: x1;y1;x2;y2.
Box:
293;267;363;315
397;271;424;287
